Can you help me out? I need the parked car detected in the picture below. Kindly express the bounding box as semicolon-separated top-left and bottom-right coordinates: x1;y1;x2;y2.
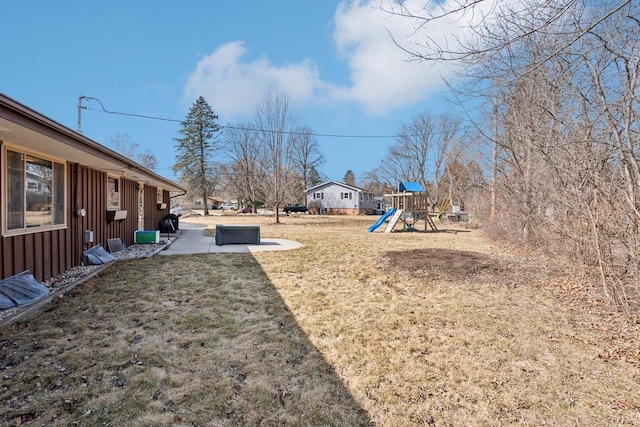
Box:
283;204;308;214
238;207;253;214
170;206;189;217
219;204;237;210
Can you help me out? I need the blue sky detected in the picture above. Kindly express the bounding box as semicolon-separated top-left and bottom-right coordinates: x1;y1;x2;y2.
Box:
1;1;474;183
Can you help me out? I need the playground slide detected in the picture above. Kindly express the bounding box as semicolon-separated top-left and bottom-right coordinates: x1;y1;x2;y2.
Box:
367;208;396;233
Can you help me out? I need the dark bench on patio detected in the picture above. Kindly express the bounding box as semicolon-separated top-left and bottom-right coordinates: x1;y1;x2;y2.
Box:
215;224;261;246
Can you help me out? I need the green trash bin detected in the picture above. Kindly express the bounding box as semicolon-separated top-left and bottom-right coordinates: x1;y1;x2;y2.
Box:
134;230;159;244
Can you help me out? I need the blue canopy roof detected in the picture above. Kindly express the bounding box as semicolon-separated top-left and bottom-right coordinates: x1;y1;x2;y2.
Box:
399;182;424;192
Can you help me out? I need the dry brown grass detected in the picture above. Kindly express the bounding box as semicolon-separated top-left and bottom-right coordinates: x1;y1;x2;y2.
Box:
2;214;640;426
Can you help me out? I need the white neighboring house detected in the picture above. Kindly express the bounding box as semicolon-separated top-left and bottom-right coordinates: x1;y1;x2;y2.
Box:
305;181;380;215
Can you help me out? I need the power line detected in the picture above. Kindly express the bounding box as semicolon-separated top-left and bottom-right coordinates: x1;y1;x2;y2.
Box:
83;98;396;138
82;96;490;139
222;123;394;139
83;97;472;140
84;97;182;123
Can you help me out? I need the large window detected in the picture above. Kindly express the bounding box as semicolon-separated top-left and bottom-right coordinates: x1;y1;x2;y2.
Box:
5;149;65;233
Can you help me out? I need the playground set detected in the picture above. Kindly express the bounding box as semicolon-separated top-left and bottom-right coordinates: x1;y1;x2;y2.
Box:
368;182;449;233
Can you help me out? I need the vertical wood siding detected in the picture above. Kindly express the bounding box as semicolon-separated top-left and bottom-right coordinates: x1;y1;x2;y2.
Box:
143;187;170;230
73;166;140;263
0;161;154;282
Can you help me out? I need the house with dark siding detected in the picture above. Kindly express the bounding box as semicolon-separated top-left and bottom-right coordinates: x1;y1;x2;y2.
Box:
0;93;185;282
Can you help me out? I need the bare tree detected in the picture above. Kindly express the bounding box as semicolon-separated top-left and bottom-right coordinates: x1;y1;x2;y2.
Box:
290;125;325;200
253;90;299;224
138;149;158;170
383;0;630;64
109;133;158;170
444;157;489;219
432;114;463;210
360;169;395;196
393;112;435;189
110;133;138;159
224;123;261;209
368;112;463;209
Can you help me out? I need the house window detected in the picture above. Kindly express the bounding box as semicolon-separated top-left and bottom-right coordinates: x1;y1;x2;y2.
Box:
4;149;66;234
157;188;163;204
342;192;351;200
314;192;323;199
107;177;120;210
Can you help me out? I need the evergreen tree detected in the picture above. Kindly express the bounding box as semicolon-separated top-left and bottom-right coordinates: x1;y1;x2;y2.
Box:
173;96;220;215
343;169;356;187
308;165;322;188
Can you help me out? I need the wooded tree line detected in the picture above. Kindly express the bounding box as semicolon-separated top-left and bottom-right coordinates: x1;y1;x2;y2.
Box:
387;0;639;311
496;1;639;312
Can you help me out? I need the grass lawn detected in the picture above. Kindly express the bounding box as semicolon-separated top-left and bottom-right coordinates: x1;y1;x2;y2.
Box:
1;214;639;426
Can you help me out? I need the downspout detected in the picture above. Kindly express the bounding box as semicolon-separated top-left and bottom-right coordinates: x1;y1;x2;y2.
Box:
71;163;81;266
169;190;187;204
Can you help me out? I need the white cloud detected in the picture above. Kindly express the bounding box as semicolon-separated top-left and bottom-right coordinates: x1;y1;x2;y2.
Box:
182;41;323;120
331;0;470;115
182;1;487;118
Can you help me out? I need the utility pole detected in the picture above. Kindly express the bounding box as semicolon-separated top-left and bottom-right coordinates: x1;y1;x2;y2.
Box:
77;95;86;133
491;88;498;220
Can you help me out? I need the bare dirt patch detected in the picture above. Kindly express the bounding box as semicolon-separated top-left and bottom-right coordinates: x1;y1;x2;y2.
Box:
382;247;547;286
385;248;506;280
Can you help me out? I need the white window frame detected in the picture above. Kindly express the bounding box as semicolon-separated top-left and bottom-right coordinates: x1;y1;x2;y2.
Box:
2;145;67;236
157;188;163;204
107;176;121;210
